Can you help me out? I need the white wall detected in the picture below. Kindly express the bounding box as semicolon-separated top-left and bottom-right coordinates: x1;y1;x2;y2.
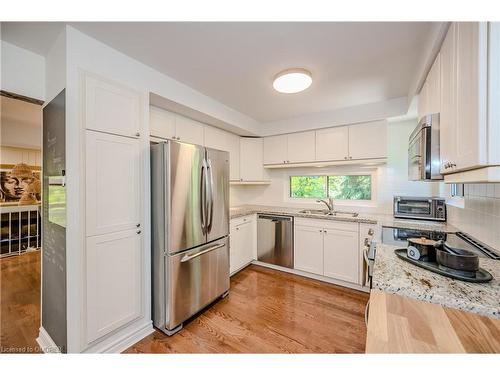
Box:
231;119;441;213
446;183;500;250
1;40;45;100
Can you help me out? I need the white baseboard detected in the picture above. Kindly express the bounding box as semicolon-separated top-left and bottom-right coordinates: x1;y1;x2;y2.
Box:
251;260;370;293
36;327;62;353
82;320;154;353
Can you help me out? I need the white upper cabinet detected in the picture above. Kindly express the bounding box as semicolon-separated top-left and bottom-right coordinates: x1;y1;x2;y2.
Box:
227;133;240;181
418;54;441;119
85;74;142;138
150;106;204;145
150;106;176;140
315;126;349;161
264;121;386;167
439;22;489;175
454;22;488;172
174;116;205;145
287;132;315;163
86;131;141;237
440;23;457;174
240;138;265;181
204;125;229;151
263;135;288;165
426;53;441;115
348;121;387;160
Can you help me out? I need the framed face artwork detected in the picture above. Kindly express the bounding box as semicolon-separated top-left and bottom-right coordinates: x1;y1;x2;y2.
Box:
0;163;41;205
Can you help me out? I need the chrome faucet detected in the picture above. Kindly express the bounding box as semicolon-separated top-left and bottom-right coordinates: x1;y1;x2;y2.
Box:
316;198;334;213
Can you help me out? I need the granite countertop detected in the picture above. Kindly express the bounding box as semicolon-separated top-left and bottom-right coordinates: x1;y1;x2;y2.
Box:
372;243;500;319
230;204;458;232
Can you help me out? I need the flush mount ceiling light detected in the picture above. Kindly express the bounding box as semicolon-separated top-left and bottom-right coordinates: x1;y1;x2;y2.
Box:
273;68;312;94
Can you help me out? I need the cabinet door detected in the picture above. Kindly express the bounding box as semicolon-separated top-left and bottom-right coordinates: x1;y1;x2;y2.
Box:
263;135;287;165
85;74;141;138
240;138;263;181
227;133;240;181
229;224;242;274
418;81;429;119
323;228;359;284
348;121;387;160
175;116;205;145
204;126;229;151
86;131;141;236
287;131;315;163
426;53;441;114
294;225;323;275
150;106;176;140
455;22;488;172
86;229;142;343
440;23;457;174
315;126;349;161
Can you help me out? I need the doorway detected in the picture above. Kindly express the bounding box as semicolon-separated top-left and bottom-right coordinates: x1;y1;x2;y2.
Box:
0;91;43;353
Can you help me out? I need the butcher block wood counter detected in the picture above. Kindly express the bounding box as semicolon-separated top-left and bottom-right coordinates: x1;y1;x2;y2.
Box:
366;290;500;353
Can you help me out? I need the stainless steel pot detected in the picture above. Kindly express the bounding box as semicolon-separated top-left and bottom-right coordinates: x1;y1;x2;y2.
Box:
407;237;437;261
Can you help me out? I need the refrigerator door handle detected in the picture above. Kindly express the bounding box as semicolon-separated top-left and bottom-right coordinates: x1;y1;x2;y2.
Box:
206;158;214;233
200;159;207;235
180;242;225;263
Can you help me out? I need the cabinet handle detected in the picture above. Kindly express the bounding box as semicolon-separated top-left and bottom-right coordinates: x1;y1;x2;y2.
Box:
137;230;141;234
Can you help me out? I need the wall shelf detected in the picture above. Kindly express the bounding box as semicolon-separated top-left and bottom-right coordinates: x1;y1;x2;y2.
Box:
444;166;500;183
263;158;387;169
230;180;271;185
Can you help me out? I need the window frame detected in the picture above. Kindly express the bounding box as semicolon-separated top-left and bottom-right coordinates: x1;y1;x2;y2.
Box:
286;170;377;207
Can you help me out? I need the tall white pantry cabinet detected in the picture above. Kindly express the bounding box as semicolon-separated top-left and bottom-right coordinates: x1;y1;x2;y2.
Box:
83;73;145;346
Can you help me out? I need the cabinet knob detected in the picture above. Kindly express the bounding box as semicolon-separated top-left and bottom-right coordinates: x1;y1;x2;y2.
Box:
137;230;141;234
324;230;328;234
135;132;140;137
236;227;239;231
368;228;374;235
344;156;348;160
136;223;141;227
349;156;352;160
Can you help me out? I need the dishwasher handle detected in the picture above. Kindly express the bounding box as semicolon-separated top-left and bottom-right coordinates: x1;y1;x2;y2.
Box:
258;214;293;221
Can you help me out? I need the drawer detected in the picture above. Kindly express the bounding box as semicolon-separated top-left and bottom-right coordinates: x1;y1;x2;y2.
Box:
230;214;255;228
294;217;359;232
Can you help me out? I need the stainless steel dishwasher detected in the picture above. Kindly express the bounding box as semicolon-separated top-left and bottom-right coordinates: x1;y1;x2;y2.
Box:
257;214;293;268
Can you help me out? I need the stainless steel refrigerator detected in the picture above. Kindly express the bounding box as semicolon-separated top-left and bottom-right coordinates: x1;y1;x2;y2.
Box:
151;141;230;335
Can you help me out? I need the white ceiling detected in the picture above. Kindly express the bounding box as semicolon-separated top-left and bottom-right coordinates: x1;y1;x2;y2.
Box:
1;22;439;124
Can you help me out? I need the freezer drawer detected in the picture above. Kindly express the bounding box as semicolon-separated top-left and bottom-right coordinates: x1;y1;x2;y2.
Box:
257;214;293;268
162;237;229;331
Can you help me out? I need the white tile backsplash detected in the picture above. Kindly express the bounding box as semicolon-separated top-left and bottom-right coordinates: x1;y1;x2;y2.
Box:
447;183;500;250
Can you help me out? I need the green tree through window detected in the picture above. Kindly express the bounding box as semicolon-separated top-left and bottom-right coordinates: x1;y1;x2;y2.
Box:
290;175;371;200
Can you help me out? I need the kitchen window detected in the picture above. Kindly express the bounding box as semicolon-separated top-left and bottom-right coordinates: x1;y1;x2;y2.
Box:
290;174;372;200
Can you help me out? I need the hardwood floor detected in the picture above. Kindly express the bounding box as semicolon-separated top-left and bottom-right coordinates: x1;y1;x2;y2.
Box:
126;265;370;353
0;251;41;353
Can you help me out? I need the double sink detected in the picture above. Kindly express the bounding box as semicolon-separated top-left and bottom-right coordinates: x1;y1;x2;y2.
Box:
298;209;359;218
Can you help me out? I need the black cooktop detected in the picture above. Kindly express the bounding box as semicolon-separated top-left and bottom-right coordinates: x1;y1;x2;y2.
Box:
382;226;500;260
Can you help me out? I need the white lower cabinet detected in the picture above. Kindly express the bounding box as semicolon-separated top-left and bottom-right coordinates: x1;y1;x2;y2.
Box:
86;229;143;343
294;218;360;285
323;229;359;284
294;225;323;274
229;215;256;274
